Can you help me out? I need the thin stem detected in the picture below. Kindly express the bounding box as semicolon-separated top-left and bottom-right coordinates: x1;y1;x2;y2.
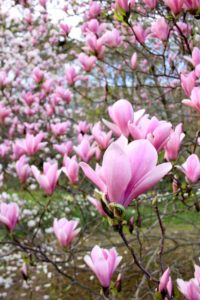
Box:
117;224;159;284
154;204;165;273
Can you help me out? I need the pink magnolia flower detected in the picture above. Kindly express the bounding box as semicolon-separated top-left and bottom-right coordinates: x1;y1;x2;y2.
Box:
53;218;80;247
158;268;173;299
115;0;135;11
184;0;200;9
186;47;200;67
86;34;105;59
0;203;19;231
0;102;10;123
22;92;35;106
39;0;47;7
181;71;196;97
85;19;106;35
54;87;72;104
74;138;96;162
84;245;122;287
151;17;170;41
80;137;172;207
60;23;71;36
42;79;53;94
182;87;200;113
14;133;46;157
131;53;137;70
32;68;44;84
62;155;79;184
177;265;200;300
0;142;10;158
195;64;200;77
179;154;200;183
75;121;90;134
16;155;31;183
21;262;28;281
164;0;184;14
53;141;73;156
65;67;78;86
129;116;172;151
105;99;134;137
175;21;191;36
133;24;149;44
78;53;96;72
92;122;112;150
31;161;61;195
143;0;157;9
177;279;200;300
164;123;185;161
101;29;122;48
88;196;107;216
50;122;70;136
87;1;101;19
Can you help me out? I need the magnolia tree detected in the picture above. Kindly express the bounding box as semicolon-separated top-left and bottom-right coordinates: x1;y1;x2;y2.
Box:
0;0;200;299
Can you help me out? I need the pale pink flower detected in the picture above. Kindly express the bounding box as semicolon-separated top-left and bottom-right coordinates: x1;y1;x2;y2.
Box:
62;155;79;184
53;218;80;247
0;203;19;231
179;154;200;183
80;136;172;207
84;245;122;287
16;155;31;183
31;161;61;195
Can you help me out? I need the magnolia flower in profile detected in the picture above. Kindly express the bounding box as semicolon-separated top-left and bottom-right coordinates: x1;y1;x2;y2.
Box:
178;154;200;183
32;68;44;84
84;245;122;287
158;268;173;299
103;99;134;137
87;1;101;19
177;265;200;300
62;155;79;184
53;218;80;247
54;87;72;104
163;0;184;14
91;122;112;150
53;141;73;156
184;0;200;9
0;202;20;231
0;102;10;123
133;24;149;44
60;23;71;36
80;136;172;207
185;47;200;67
115;0;135;11
21;262;28;281
164;123;185;161
181;71;196;97
78;53;96;72
103;99;145;137
101;29;122;48
31;161;61;195
88;196;107;216
74;138;96;162
50;122;70;136
13;133;46;157
182;87;200;113
150;17;170;41
131;53;137;70
128;115;172;151
16;155;31;183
